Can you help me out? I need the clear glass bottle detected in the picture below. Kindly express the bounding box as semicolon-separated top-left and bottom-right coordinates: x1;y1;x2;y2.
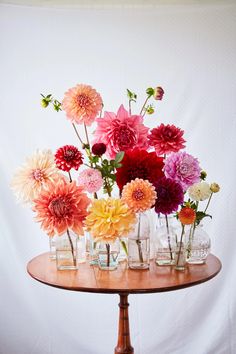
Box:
49;236;56;260
186;224;211;264
56;230;78;270
155;215;177;266
128;212;150;270
175;241;186;271
98;240;120;271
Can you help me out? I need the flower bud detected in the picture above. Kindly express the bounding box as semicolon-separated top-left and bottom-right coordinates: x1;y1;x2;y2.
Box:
153;87;164;100
146;105;154;115
200;170;207;180
210;183;220;193
41;99;49;108
92;143;106;156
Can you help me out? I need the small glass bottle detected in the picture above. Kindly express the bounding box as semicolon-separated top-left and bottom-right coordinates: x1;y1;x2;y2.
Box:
175;242;186;271
56;230;78;270
98;240;120;271
155;215;177;266
186;224;211;264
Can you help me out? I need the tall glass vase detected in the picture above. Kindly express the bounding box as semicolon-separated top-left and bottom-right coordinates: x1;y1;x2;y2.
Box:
128;212;150;270
155;215;177;266
56;230;78;270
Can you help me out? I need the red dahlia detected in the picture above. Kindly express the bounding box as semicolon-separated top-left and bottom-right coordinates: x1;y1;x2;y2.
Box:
116;148;164;191
153;177;184;215
91;143;106;156
148;124;186;156
55;145;83;172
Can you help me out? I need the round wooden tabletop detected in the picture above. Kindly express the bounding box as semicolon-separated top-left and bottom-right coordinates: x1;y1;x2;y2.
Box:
27;253;221;294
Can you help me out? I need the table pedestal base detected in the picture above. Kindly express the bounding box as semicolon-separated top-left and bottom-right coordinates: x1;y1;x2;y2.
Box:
115;293;134;354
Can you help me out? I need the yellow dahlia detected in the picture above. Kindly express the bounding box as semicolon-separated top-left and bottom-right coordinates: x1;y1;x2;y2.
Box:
121;178;157;212
85;198;136;242
62;84;103;126
11;150;61;203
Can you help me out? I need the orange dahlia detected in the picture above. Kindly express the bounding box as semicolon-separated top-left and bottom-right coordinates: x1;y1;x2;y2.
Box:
178;207;196;225
32;178;90;237
122;178;157;212
62;84;103;126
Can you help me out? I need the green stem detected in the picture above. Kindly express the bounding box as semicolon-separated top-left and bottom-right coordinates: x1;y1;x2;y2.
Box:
204;192;213;213
106;243;110;267
176;225;185;267
72;123;84;145
128;99;132;115
84;123;90;147
140;96;151;116
136;213;144;263
68;171;72;183
165;215;173;261
66;229;76;266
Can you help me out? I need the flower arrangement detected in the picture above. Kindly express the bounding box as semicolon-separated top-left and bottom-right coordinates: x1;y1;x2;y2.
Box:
12;83;220;270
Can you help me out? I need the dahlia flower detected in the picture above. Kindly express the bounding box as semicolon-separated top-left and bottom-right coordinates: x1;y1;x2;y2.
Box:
77;168;103;194
91;143;106;156
153;87;164;100
116;148;164;191
148;124;186;156
85;198;136;242
178;207;196;225
188;182;211;201
32;178;90;237
153;177;184;215
62;84;103;126
122;178;157;212
210;183;220;193
93;105;149;159
11;150;60;204
164;152;201;191
55;145;83;172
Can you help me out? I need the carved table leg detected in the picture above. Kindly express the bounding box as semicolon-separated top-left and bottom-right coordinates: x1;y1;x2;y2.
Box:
115;293;134;354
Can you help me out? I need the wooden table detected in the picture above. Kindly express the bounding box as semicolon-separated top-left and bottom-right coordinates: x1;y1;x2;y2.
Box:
27;253;221;354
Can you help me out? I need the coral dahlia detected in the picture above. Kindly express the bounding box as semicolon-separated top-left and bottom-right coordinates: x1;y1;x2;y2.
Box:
148;124;186;156
55;145;83;172
122;178;157;212
11;150;60;204
164;151;201;191
62;84;103;126
153;177;184;215
85;198;136;242
178;207;196;225
32;178;90;236
93;105;149;159
116;148;164;191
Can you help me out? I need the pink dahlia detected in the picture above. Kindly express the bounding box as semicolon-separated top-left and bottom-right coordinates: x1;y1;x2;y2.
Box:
55;145;83;172
77;168;103;194
164;152;201;191
93;105;149;159
62;84;103;126
32;178;90;236
148;124;186;156
153;177;184;215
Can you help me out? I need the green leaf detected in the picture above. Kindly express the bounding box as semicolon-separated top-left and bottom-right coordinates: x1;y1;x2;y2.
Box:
115;151;124;163
195;211;212;225
115;163;122;168
146;87;154;96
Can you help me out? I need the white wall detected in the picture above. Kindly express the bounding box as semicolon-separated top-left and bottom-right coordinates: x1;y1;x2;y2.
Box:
0;3;236;354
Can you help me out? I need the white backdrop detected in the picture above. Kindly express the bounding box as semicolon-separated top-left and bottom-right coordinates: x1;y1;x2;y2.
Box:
1;2;236;354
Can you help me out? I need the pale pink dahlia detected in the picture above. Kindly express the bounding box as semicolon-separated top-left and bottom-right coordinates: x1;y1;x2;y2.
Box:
93;105;149;159
77;168;103;194
62;84;103;126
148;124;186;156
164;152;201;191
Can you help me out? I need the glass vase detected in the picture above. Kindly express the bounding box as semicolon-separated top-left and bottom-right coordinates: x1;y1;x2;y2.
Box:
174;241;186;271
128;212;150;270
98;240;120;271
56;230;78;270
155;215;177;266
186;224;211;264
77;236;86;264
49;236;56;260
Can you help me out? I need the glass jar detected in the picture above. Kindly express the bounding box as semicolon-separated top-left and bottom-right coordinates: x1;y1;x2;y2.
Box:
98;240;120;271
186;224;211;264
56;230;78;270
128;212;150;270
155;215;177;266
174;241;186;271
49;236;56;260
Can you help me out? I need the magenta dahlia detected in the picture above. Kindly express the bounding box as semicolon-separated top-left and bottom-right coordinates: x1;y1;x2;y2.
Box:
116;148;164;191
153;177;184;215
148;124;186;156
55;145;83;172
93;105;149;159
164;151;201;191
